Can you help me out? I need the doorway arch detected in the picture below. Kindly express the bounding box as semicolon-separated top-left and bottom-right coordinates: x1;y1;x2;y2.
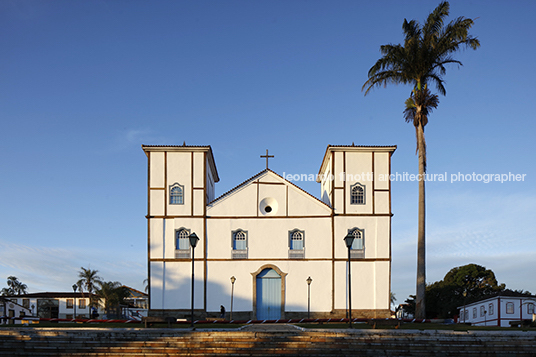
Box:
251;265;287;320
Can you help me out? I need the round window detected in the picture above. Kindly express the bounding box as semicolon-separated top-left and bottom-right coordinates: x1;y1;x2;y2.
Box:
259;197;278;215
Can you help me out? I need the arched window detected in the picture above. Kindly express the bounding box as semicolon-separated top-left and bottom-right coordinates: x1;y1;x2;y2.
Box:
176;229;190;250
347;227;364;258
233;231;247;250
288;229;305;259
290;231;304;250
232;230;248;259
349;228;364;250
528;303;534;314
506;302;514;314
350;183;365;205
170;183;184;205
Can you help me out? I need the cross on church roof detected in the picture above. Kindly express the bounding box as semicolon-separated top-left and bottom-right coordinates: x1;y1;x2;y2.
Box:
260;149;274;169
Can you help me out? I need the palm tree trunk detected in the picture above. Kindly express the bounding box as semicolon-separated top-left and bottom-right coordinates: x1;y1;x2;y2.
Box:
415;123;426;319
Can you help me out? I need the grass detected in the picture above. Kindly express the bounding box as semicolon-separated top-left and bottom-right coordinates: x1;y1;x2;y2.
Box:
295;322;535;331
1;322;243;329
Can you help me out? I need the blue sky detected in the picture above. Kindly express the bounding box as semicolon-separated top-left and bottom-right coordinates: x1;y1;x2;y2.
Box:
1;0;535;306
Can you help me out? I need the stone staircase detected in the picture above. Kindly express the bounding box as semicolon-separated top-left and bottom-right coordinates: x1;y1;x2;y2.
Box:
1;327;535;356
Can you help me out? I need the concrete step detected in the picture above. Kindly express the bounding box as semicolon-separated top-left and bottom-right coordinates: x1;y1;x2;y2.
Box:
1;328;535;357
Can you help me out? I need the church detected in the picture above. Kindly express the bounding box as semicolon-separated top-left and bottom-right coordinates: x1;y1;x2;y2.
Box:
142;144;396;320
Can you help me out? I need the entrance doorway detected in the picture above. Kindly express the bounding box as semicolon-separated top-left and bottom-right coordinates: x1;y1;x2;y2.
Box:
37;299;59;319
256;268;281;320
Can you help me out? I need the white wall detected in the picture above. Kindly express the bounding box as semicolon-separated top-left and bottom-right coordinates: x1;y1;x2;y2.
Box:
147;146;393;317
459;297;536;327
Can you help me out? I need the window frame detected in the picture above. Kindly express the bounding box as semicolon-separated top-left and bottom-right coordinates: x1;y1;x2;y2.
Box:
506;302;514;314
528;303;534;314
67;299;74;309
348;227;365;258
488;303;494;316
79;299;86;309
472;307;477;318
231;229;248;259
288;229;305;259
289;229;305;250
350;182;365;205
169;183;184;205
175;228;191;258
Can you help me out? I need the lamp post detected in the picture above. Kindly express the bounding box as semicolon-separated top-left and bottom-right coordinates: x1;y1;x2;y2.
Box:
72;284;78;320
462;290;467;324
189;232;199;329
344;233;355;328
306;277;312;319
230;276;236;321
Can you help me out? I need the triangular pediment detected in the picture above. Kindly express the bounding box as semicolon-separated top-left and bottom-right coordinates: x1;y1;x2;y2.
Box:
207;169;331;217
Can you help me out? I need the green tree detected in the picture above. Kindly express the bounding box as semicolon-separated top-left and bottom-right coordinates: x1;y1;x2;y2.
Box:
2;276;28;295
390;292;397;309
401;295;416;317
77;267;103;307
425;264;506;318
96;281;129;318
362;1;480;318
143;278;148;293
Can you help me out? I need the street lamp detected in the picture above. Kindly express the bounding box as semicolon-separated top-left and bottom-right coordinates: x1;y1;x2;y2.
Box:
230;276;236;321
462;290;467;324
306;277;312;319
72;284;78;320
344;233;355;328
189;232;200;329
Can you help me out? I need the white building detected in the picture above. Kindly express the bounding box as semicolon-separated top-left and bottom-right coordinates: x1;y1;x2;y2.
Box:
143;144;396;320
458;295;536;327
0;297;32;324
5;292;103;320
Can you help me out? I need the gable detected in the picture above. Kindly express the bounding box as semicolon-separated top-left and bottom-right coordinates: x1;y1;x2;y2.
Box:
207;170;331;217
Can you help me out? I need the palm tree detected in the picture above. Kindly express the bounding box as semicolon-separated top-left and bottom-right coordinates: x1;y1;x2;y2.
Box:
362;1;479;319
6;276;27;295
96;281;129;318
77;267;103;308
143;278;148;293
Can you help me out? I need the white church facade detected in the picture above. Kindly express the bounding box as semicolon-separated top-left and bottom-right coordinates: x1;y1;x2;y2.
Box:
142;144;396;320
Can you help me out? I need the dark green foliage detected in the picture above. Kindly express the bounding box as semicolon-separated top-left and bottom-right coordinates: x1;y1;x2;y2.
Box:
96;281;129;317
77;267;103;308
402;295;416;316
424;264;507;318
363;1;480;97
1;276;27;296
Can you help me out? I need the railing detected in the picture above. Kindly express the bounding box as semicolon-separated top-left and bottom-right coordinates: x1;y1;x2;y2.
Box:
175;250;190;259
231;249;247;259
288;249;305;259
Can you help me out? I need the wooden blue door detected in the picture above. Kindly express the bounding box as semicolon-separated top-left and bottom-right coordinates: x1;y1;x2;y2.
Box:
256;268;281;320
